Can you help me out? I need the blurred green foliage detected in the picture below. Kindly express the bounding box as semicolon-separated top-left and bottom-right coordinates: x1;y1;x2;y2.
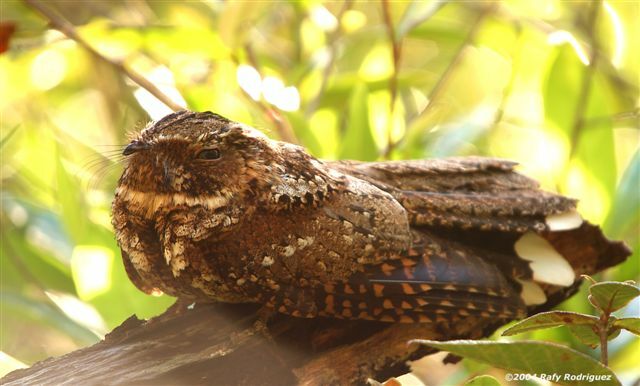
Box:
0;0;638;383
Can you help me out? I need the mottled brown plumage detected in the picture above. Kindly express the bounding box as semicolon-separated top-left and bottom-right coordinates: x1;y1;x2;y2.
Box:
112;110;630;336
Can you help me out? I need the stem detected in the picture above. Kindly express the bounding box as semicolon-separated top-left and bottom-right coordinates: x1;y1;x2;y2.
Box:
568;0;602;160
24;0;184;112
415;5;491;124
305;0;353;116
381;0;402;159
394;4;491;153
233;46;298;144
491;22;522;128
598;311;610;366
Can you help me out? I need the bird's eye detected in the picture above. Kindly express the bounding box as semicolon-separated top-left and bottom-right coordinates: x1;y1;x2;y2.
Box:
197;148;221;160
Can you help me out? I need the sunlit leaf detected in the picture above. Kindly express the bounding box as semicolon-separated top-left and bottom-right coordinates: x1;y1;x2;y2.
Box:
502;311;598;336
285;111;323;157
544;45;583;137
565;323;620;349
0;351;27;378
2;231;74;293
396;1;447;41
464;375;501;386
1;201;75;293
411;340;620;386
589;281;640;313
339;82;379;161
613;318;640;336
55;146;89;244
2;292;99;345
77;238;174;328
45;291;108;336
605;149;640;238
218;2;269;49
545;45;617;225
0;125;19;148
71;245;114;300
577;73;617;200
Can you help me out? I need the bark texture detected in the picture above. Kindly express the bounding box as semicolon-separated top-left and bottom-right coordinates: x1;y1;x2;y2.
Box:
2;302;461;385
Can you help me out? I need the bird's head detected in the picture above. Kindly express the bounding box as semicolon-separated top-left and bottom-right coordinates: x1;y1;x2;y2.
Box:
116;110;289;216
116;110;335;218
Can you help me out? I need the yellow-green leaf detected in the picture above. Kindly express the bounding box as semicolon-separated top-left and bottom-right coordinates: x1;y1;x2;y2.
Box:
464;375;501;386
410;340;620;386
613;318;640;336
339;82;379;161
589;281;640;313
566;324;620;349
502;311;598;336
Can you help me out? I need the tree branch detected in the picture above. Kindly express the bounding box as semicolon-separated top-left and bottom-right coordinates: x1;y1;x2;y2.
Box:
24;0;184;112
0;302;454;385
231;46;299;144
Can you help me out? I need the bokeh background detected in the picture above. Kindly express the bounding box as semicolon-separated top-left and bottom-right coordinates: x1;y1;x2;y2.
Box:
1;0;638;384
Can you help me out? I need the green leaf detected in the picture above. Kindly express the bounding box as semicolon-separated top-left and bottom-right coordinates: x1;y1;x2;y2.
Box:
565;323;620;349
0;351;27;378
613;318;640;335
605;149;640;238
218;2;269;49
55;145;89;244
2;292;99;345
544;47;617;220
75;237;174;328
410;340;620;386
396;0;447;41
285;111;323;157
0;125;19;148
544;46;582;137
574;73;617;200
339;82;379;161
502;311;598;336
464;375;501;386
589;281;640;313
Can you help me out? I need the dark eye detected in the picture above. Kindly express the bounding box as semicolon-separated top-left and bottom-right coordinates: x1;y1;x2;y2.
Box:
197;148;221;160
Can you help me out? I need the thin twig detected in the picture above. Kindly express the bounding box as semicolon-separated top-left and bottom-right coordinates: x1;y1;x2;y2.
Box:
422;6;491;120
398;4;492;150
492;22;523;127
305;0;353;116
232;48;298;144
584;108;640;127
494;1;637;111
381;1;449;157
381;0;401;158
568;0;602;159
381;0;400;110
24;0;184;112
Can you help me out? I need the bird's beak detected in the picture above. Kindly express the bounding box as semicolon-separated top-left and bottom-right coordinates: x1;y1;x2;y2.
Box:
123;141;149;156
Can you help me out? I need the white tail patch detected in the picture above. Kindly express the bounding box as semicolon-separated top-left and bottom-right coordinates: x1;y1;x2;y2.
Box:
515;232;575;287
516;279;548;305
546;210;583;231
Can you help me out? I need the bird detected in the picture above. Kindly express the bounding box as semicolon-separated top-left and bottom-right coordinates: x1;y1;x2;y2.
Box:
111;110;630;337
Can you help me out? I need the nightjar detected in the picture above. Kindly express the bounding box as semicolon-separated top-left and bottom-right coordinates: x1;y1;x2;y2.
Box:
112;110;629;331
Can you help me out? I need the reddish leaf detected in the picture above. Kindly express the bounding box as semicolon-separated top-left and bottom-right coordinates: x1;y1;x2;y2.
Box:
0;21;16;54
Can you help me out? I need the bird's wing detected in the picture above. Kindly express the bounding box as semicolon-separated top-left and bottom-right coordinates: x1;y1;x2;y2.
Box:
329;157;575;232
300;230;528;324
316;157;630;325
